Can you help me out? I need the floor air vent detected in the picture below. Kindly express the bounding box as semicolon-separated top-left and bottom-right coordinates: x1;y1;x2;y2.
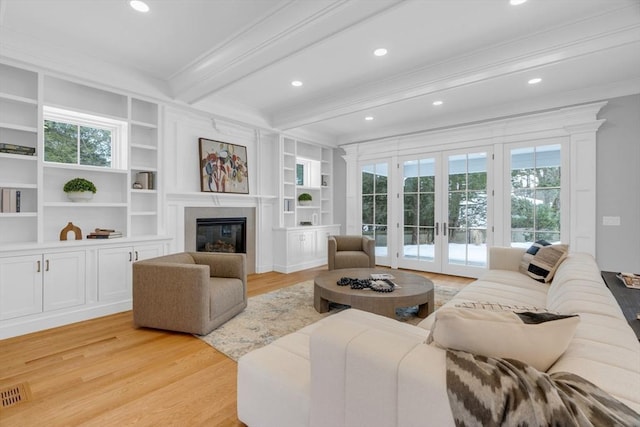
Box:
0;383;30;409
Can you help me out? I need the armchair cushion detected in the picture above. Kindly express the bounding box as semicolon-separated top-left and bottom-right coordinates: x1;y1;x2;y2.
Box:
133;252;247;335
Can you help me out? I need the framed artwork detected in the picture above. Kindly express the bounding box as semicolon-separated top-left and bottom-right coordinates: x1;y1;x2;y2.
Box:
199;138;249;194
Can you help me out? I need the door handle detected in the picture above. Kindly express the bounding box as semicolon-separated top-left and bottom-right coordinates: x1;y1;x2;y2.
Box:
443;223;447;235
129;252;132;262
435;222;439;236
37;260;41;273
135;251;139;261
46;259;49;272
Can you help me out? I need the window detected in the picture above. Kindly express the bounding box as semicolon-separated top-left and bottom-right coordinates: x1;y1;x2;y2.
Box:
361;162;388;257
510;144;561;247
44;106;127;169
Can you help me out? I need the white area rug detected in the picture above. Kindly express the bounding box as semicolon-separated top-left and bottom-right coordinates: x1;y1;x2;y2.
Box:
197;280;460;361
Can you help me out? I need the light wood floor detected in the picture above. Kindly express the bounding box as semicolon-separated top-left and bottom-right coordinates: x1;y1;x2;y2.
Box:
0;266;472;426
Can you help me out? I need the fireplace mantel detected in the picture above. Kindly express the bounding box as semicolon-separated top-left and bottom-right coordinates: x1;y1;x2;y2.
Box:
167;192;276;207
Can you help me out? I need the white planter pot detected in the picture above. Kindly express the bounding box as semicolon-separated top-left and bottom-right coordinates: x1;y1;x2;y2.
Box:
66;191;94;202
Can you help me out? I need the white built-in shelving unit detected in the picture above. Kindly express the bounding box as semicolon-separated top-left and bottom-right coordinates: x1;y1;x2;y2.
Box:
275;135;339;273
0;61;167;339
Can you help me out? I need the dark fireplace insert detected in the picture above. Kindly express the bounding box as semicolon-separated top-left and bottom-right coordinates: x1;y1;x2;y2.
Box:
196;217;246;253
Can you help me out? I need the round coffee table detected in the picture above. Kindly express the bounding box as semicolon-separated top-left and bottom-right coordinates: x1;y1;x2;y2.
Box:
314;268;434;319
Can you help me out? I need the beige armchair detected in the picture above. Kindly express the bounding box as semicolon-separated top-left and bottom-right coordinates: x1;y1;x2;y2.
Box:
328;235;376;270
132;252;247;335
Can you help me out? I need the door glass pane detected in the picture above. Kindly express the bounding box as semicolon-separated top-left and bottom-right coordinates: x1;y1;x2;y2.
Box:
361;163;388;257
403;158;436;262
404;194;418;225
404;226;418;259
419;193;434;226
448;153;487;267
510;144;561;247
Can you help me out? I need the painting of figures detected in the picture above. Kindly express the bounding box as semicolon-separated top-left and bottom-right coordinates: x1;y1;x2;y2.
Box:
199;138;249;194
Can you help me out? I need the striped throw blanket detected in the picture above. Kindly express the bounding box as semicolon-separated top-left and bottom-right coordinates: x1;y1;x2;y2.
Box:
446;350;639;427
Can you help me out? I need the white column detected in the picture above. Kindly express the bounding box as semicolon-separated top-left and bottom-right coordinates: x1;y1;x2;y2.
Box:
342;144;361;235
565;120;605;256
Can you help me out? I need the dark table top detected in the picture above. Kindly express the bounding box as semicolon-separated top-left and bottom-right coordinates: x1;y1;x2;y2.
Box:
601;271;640;340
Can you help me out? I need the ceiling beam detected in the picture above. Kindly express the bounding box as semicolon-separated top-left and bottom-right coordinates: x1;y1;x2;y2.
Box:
271;6;640;130
169;0;405;104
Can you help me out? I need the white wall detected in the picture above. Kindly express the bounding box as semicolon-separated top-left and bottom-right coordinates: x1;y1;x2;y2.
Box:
162;107;278;273
596;94;640;272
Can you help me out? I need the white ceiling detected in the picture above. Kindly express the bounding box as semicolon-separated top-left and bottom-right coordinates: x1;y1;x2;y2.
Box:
1;0;639;146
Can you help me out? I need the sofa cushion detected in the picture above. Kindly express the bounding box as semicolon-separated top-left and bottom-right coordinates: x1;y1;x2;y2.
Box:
454;301;553;313
520;240;568;282
427;307;579;371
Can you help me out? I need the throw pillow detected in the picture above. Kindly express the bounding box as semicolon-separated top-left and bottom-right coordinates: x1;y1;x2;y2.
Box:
519;240;569;283
426;307;579;371
527;244;568;283
519;239;551;274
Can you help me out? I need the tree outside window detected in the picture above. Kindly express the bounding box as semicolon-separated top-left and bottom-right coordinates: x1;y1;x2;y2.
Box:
362;163;388;257
43;106;127;170
510;145;561;246
44;120;112;167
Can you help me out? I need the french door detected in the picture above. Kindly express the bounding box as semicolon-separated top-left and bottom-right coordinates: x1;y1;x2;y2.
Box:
398;148;491;277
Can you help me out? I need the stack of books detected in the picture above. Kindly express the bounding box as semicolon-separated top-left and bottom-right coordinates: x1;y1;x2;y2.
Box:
617;272;640;289
136;171;155;190
87;228;123;239
1;188;21;213
0;143;36;156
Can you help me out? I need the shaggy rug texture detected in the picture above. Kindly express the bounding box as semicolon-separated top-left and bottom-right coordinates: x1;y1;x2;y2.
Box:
198;279;460;361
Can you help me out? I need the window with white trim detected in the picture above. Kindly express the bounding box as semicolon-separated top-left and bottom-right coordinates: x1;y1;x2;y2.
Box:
509;143;563;247
43;106;127;169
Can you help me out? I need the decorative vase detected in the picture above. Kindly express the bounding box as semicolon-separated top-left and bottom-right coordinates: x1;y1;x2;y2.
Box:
66;191;94;202
299;200;311;206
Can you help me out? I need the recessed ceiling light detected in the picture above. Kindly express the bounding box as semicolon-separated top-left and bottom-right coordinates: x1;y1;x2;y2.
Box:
130;0;150;12
510;0;527;5
432;100;443;106
291;80;303;87
528;78;542;85
373;48;388;57
365;116;374;121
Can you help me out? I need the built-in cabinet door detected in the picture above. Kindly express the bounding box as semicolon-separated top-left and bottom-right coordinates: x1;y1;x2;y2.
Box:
0;255;42;320
43;251;86;312
132;243;163;263
98;246;133;302
287;230;316;266
315;226;340;260
98;243;163;302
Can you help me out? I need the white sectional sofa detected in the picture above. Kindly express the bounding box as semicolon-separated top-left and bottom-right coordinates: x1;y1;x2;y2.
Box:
237;248;640;426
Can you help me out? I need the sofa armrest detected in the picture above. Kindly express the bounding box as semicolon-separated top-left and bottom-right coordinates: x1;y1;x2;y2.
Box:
328;236;337;270
309;311;454;427
132;262;210;329
362;236;375;266
488;246;526;271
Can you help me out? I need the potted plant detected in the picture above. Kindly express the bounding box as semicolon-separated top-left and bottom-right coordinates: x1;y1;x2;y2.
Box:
63;177;97;202
298;192;312;206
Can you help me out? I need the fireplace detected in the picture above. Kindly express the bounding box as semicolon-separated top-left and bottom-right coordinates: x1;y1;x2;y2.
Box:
196;217;246;253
